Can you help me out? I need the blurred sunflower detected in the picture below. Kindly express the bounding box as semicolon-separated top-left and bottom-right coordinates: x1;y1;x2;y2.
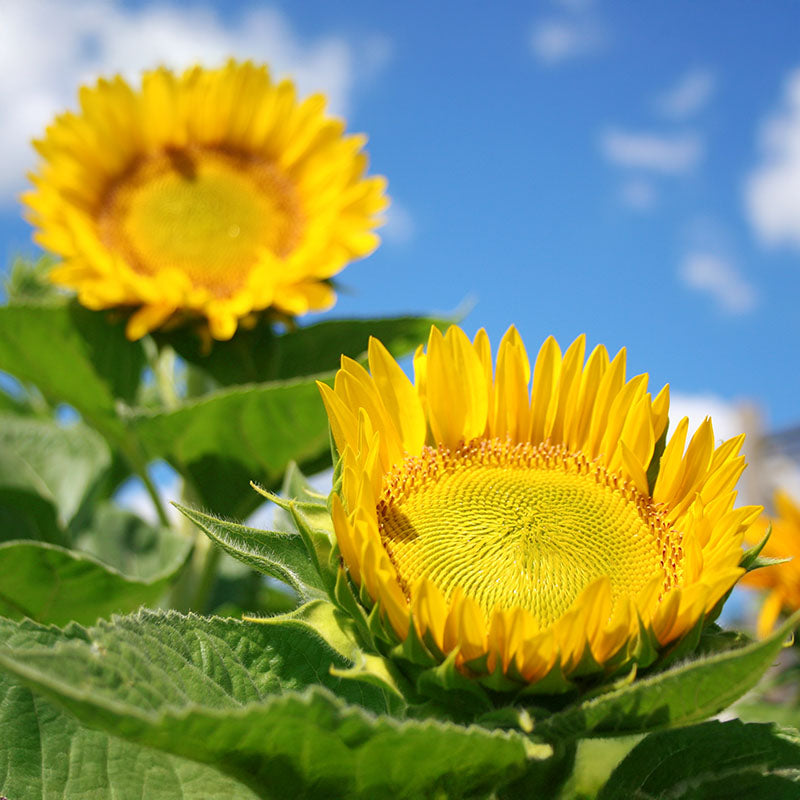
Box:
25;60;387;340
742;491;800;638
319;325;760;689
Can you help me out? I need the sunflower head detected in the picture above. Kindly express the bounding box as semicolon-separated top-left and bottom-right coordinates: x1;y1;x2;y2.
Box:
25;60;388;340
318;325;761;694
742;491;800;638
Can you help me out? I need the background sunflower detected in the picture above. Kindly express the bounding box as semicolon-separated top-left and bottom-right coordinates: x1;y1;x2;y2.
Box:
25;60;387;339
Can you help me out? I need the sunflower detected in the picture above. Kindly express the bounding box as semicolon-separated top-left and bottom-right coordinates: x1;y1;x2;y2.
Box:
25;60;388;340
318;325;760;689
742;491;800;638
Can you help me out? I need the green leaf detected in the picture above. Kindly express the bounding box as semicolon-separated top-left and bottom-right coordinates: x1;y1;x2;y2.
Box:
0;519;190;625
0;612;561;799
0;302;145;436
134;378;332;518
0;670;258;800
597;720;800;799
0;385;35;416
736;700;800;729
0;447;63;544
0;608;390;714
175;502;328;599
72;502;191;579
532;611;800;741
164;314;450;387
0;414;111;530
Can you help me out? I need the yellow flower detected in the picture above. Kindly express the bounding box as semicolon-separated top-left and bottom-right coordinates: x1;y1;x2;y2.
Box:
319;325;760;688
742;491;800;638
25;60;388;340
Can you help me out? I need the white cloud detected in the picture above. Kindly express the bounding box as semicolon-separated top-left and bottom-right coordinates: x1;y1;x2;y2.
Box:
669;392;750;444
655;69;716;119
619;178;657;211
600;128;703;173
0;0;388;205
679;252;757;313
669;394;800;511
745;68;800;250
382;200;416;245
530;18;604;65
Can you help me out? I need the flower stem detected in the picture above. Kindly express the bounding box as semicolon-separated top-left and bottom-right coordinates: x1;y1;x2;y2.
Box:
137;458;172;528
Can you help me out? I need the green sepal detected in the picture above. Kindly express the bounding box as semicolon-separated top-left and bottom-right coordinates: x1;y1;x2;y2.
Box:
332;567;371;642
271;461;330;533
646;420;669;495
251;599;409;716
257;599;362;659
329;652;410;711
329;426;343;485
366;596;400;647
174;501;327;601
390;616;440;670
628;612;660;669
250;482;336;594
330;429;344;498
694;623;753;656
650;607;708;670
563;645;604;681
515;662;574;698
465;657;523;694
413;651;496;718
741;523;774;572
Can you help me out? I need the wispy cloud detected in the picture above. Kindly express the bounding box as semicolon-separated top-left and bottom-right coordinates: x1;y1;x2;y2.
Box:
0;0;389;205
382;201;416;246
530;0;606;66
745;67;800;250
655;69;716;119
679;252;757;313
530;19;605;65
619;179;657;211
600;128;703;173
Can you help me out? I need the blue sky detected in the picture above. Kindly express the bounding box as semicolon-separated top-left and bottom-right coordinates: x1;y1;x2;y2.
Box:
2;0;800;444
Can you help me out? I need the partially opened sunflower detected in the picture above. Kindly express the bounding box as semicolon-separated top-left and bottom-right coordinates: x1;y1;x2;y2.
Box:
25;60;387;340
318;325;760;690
742;491;800;639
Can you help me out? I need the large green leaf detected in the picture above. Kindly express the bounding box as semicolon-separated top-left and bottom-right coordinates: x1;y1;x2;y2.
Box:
0;448;63;544
164;314;450;387
0;612;559;799
0;608;390;714
0;670;257;800
176;503;328;600
597;720;800;799
0;414;111;531
72;501;191;580
0;517;190;625
532;612;800;741
133;378;332;518
0;303;145;435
